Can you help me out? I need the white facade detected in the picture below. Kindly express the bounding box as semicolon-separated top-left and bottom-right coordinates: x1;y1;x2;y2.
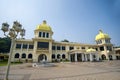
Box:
11;21;118;62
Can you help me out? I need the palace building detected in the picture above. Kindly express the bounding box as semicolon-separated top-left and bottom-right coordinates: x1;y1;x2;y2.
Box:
11;20;120;62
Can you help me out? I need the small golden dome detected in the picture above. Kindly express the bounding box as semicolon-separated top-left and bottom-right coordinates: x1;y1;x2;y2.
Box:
95;30;110;41
86;48;96;52
36;20;52;31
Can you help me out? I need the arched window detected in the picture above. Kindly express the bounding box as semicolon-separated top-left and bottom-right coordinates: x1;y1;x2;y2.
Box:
101;54;106;60
57;54;61;59
22;53;26;58
28;54;32;59
62;54;66;59
14;53;19;58
52;54;55;59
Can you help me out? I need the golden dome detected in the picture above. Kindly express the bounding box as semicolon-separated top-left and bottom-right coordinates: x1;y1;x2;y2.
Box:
36;20;52;31
86;48;96;52
95;30;110;41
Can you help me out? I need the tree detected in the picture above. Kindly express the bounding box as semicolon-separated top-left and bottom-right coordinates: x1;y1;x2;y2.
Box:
0;37;11;53
61;39;69;42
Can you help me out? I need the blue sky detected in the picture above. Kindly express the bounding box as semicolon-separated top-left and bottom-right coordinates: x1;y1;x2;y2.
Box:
0;0;120;46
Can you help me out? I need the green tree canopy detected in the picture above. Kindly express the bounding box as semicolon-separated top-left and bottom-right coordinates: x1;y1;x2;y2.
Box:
0;37;11;53
61;39;69;42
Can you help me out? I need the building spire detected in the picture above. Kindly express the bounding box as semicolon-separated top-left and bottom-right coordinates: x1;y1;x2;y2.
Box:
43;20;47;24
99;29;103;33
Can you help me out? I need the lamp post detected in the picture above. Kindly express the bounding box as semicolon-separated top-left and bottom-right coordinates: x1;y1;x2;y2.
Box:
1;21;25;80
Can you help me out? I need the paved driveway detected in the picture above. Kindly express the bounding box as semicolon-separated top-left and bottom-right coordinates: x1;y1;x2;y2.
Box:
0;60;120;80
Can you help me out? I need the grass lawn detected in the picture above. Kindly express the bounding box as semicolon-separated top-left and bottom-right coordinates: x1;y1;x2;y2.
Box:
0;60;22;66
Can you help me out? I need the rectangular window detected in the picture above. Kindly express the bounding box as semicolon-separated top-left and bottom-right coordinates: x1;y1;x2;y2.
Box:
23;44;27;49
43;32;45;37
107;46;112;51
69;47;74;50
100;46;104;51
37;42;49;49
39;32;42;37
46;33;49;38
95;48;98;51
62;46;65;50
57;46;61;50
82;47;85;49
105;39;110;43
52;46;55;50
29;45;34;49
16;44;21;49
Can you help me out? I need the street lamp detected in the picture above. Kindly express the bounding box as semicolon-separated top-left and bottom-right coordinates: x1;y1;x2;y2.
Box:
1;21;25;80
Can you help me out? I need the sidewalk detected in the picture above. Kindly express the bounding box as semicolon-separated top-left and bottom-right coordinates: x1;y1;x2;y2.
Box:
0;60;120;80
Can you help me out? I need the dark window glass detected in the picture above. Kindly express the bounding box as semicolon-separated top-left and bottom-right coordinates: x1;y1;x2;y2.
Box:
57;46;60;50
99;40;102;44
14;53;19;58
62;54;66;59
52;46;55;50
29;45;33;49
52;54;55;59
39;32;42;37
37;42;49;49
96;41;98;44
82;47;85;49
22;53;26;58
62;46;65;50
46;33;49;38
43;32;45;37
93;55;96;58
16;44;21;49
100;46;104;51
107;46;112;51
23;44;27;49
105;39;110;43
57;54;61;59
69;47;74;50
95;48;98;51
28;54;32;58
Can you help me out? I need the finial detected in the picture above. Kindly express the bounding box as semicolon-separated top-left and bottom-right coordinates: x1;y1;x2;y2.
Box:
43;20;47;24
99;29;103;33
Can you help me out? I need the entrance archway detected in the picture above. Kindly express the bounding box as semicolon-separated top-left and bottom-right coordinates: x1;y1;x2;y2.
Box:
101;54;106;60
77;54;82;62
38;54;47;62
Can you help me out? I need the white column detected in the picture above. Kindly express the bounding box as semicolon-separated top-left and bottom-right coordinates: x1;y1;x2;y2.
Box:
82;54;84;61
50;33;52;38
27;43;29;52
60;54;62;60
96;53;99;61
75;53;77;62
85;54;87;61
41;32;43;37
20;43;23;60
104;46;109;60
90;53;93;62
44;32;46;38
21;43;23;51
33;41;38;62
68;54;71;61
